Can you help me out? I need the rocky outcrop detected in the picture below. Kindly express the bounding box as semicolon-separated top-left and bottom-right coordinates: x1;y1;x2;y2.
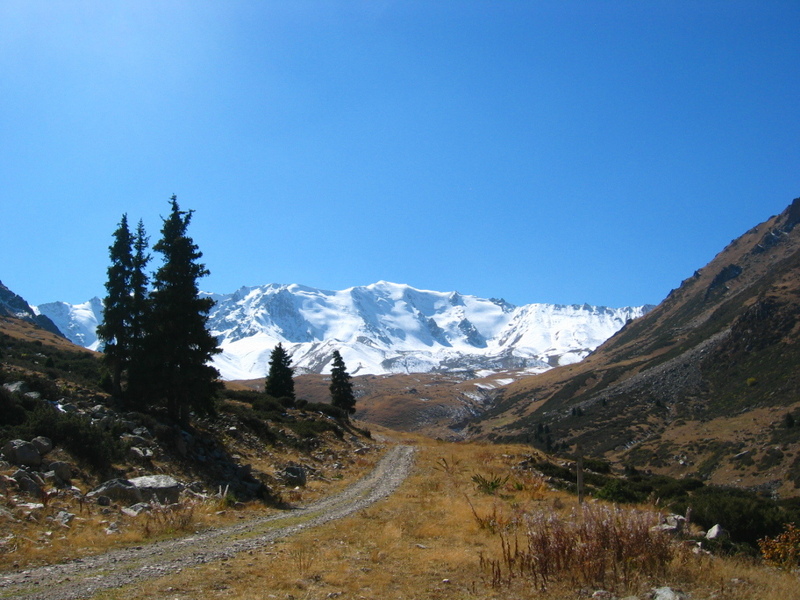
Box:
0;280;64;337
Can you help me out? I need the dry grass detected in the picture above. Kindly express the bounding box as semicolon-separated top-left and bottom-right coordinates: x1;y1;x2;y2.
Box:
0;442;382;573
86;436;800;600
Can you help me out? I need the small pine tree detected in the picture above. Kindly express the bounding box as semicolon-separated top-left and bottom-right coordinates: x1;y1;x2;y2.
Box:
265;343;295;407
329;350;356;416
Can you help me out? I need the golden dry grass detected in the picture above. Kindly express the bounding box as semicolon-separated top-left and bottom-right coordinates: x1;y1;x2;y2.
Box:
86;436;800;600
0;440;382;572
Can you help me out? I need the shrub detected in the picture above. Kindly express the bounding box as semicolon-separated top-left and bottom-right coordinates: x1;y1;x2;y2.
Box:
16;401;123;471
482;504;673;592
472;473;509;495
759;523;800;570
596;479;643;504
672;486;784;547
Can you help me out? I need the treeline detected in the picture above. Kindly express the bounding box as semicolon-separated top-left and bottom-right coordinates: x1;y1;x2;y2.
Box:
99;196;356;425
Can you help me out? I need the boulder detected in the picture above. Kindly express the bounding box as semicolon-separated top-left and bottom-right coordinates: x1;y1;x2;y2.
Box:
280;465;307;487
706;524;729;540
12;470;42;496
2;440;42;469
2;381;28;394
30;436;53;456
88;479;143;505
53;510;75;527
47;461;73;482
129;475;183;504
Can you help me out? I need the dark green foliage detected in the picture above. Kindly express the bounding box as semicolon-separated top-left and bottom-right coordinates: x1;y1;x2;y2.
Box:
305;401;347;420
0;372;123;473
97;216;151;399
329;350;355;416
0;333;104;389
596;479;643;504
265;343;295;407
97;214;135;397
671;486;785;547
0;386;26;427
138;197;221;423
532;452;796;550
221;401;279;445
19;402;124;471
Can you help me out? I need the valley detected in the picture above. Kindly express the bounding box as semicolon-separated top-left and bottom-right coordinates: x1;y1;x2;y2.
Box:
2;197;800;598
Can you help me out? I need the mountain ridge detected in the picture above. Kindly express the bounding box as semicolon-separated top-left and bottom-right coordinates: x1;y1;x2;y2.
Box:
35;281;650;381
468;197;800;496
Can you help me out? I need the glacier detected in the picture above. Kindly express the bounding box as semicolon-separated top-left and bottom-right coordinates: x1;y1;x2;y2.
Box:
36;281;650;381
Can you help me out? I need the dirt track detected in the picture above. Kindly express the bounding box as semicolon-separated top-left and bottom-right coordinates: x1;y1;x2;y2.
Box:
0;445;416;600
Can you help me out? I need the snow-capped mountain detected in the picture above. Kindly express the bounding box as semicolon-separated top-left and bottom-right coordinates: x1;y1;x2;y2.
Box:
34;298;104;351
38;281;649;380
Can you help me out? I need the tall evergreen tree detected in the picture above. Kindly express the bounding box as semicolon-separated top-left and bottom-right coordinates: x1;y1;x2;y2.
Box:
265;343;295;406
125;220;151;405
145;196;221;424
97;214;134;397
329;350;356;416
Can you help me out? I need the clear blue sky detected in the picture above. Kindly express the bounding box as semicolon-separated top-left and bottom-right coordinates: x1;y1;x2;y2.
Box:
2;1;798;309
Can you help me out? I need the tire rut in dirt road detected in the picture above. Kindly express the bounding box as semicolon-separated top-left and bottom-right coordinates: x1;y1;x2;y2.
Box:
0;445;416;600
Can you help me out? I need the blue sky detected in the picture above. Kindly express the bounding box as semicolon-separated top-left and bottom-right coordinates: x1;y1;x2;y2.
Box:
1;1;798;309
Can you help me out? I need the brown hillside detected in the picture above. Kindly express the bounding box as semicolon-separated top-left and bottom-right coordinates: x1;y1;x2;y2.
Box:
469;197;800;497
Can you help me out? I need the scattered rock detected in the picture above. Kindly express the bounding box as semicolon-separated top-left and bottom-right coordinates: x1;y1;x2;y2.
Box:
651;513;686;535
12;469;43;496
128;446;154;461
88;479;143;505
651;587;686;600
121;503;151;517
0;506;19;522
53;510;75;527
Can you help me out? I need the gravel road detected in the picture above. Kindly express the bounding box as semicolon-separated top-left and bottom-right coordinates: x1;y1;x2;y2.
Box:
0;445;416;600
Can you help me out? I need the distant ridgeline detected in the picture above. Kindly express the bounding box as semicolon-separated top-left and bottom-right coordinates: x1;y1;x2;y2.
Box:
36;280;650;380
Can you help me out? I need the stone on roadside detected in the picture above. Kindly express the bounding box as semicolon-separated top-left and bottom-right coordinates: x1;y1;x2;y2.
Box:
129;474;183;504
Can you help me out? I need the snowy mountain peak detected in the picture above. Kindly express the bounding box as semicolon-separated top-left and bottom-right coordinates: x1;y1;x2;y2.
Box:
36;282;649;381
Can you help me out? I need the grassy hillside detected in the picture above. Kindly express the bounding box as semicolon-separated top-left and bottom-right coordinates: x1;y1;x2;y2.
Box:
468;198;800;497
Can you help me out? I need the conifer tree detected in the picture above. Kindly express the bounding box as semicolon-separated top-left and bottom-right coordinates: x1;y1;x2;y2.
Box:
329;350;356;416
97;214;134;397
265;343;295;407
125;220;151;404
144;196;220;424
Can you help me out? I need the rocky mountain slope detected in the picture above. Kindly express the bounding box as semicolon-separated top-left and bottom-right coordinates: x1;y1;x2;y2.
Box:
0;280;63;338
37;281;648;380
470;197;800;497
